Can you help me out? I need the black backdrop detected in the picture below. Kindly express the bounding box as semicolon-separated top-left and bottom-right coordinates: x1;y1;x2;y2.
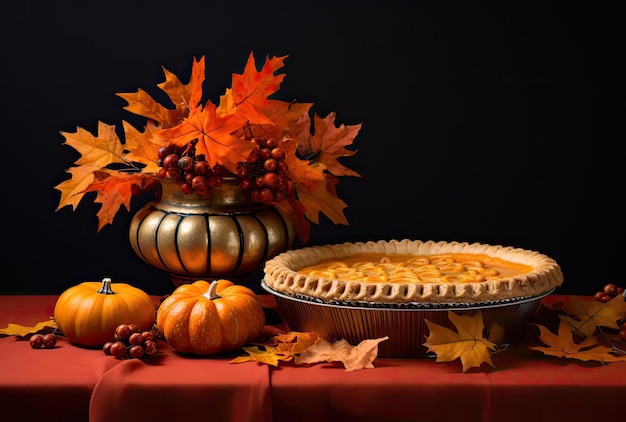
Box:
2;1;622;296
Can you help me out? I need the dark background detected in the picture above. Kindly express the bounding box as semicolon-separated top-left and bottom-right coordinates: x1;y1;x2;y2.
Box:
2;1;622;296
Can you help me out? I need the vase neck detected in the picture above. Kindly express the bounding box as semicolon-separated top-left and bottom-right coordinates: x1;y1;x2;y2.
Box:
158;177;259;208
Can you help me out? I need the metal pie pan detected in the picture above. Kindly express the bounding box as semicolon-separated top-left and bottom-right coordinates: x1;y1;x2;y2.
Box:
262;280;553;358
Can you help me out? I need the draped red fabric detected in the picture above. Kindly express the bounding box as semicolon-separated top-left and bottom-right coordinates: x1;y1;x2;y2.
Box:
1;295;624;422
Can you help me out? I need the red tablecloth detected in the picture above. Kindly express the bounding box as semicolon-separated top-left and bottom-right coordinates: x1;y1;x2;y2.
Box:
1;295;624;422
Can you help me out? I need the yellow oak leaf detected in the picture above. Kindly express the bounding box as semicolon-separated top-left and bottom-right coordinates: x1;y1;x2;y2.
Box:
117;57;198;129
0;320;58;337
55;164;98;210
61;122;127;168
529;320;626;363
558;294;626;338
423;311;498;373
230;345;292;367
294;336;389;371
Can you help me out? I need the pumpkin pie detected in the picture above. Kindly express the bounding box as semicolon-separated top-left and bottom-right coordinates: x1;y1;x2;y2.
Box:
262;239;564;304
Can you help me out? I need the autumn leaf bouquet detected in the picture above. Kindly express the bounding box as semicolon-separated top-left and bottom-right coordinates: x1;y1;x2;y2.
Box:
54;52;362;243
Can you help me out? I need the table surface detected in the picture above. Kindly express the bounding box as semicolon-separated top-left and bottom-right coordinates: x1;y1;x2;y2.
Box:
1;294;625;422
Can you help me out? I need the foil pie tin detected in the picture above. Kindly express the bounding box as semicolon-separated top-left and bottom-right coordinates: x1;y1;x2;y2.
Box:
262;280;553;358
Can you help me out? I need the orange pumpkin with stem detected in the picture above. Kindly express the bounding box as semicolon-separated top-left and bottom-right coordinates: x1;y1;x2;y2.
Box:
157;279;266;355
54;277;156;348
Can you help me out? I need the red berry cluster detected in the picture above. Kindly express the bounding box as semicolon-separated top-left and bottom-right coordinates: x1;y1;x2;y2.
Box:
593;283;624;303
103;323;158;359
155;137;295;205
236;137;294;205
155;139;223;197
29;333;57;349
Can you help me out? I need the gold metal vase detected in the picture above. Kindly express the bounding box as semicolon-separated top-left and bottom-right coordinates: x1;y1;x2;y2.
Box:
129;177;295;287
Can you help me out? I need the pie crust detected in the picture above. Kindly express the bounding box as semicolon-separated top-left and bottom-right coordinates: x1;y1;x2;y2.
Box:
262;239;564;304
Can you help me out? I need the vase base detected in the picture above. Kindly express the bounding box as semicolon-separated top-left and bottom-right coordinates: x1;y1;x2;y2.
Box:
169;272;256;288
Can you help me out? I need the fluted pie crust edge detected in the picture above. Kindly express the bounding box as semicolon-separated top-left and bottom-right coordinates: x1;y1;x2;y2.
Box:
262;239;564;304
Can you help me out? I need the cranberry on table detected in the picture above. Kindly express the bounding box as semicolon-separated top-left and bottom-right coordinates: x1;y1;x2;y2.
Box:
29;334;44;349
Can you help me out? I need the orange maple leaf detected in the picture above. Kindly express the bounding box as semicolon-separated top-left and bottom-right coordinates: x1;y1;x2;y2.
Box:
55;121;144;212
271;331;319;356
529;320;626;363
121;120;166;173
85;171;159;231
55;52;363;241
296;175;349;226
273;196;311;244
156;101;253;174
423;311;498;373
231;331;318;366
557;294;626;338
217;53;287;125
298;112;362;177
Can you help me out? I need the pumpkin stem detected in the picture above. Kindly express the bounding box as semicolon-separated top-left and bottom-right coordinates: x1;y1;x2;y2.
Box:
205;280;221;300
97;277;115;295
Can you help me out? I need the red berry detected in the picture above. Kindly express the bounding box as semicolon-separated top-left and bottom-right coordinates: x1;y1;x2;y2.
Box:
619;328;626;342
270;147;285;161
114;324;132;342
141;331;154;342
594;291;605;301
128;323;141;334
162;153;179;169
42;333;57;348
599;294;612;303
603;284;618;297
144;340;158;356
110;341;128;359
29;334;44;349
103;342;114;355
263;158;277;172
128;345;145;359
128;332;144;346
181;182;195;194
263;172;278;189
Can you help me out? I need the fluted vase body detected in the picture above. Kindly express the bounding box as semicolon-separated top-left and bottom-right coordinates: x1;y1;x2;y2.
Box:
129;178;295;286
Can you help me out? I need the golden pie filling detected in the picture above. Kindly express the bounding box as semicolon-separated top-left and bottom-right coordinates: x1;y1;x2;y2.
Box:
263;240;564;304
298;253;533;284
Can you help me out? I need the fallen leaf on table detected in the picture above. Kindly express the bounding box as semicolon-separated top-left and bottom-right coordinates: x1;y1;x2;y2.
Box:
423;310;498;373
557;294;626;338
294;336;389;371
231;331;388;371
0;320;58;337
272;331;319;356
230;345;292;366
231;331;318;365
529;320;626;363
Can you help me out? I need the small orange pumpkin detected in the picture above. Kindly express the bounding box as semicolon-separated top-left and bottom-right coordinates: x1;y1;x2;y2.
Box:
54;277;156;348
156;279;265;355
